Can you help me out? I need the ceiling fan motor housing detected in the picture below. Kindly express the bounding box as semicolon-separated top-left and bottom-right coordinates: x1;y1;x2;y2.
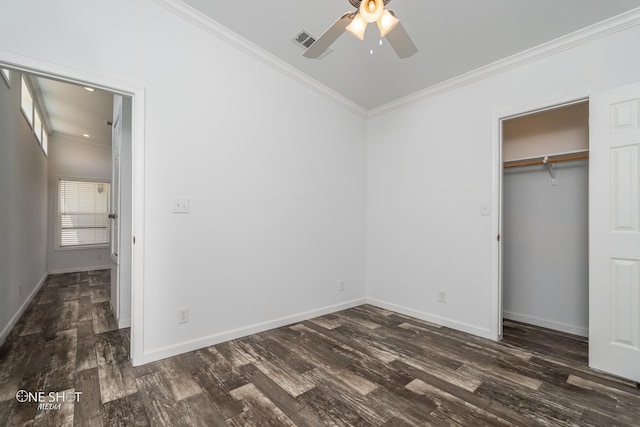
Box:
348;0;392;9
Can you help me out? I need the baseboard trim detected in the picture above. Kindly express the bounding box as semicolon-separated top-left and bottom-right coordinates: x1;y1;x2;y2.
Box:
48;265;111;275
366;298;493;340
0;271;48;346
142;298;367;364
118;317;131;329
503;311;588;337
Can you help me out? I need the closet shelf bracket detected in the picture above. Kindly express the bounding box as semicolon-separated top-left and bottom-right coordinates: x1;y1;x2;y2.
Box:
543;156;557;186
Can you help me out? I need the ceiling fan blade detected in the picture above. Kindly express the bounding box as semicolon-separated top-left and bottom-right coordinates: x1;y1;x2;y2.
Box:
304;12;354;59
385;21;418;59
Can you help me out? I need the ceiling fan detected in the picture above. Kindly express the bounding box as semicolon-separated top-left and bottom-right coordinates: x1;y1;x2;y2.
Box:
304;0;417;59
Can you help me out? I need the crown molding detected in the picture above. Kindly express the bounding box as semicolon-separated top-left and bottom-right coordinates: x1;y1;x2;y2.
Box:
151;0;368;118
368;7;640;118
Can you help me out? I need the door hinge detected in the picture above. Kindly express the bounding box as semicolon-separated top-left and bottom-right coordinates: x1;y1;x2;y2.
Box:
497;234;501;242
133;236;136;244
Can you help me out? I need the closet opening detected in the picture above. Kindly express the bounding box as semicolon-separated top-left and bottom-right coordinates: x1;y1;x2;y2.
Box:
500;100;590;340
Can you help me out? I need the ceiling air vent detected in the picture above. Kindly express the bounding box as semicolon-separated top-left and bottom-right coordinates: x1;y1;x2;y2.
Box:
292;29;332;58
292;30;315;48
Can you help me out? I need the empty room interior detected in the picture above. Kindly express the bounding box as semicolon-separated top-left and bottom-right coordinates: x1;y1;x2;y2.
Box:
2;0;640;425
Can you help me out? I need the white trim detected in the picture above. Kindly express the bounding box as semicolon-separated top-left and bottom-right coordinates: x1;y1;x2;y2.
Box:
0;272;48;346
130;89;145;366
47;266;111;275
366;298;493;340
0;49;146;367
150;0;367;119
118;317;131;329
368;8;640;117
142;298;366;364
490;90;596;341
489;108;503;341
0;50;139;96
504;311;588;337
53;244;110;252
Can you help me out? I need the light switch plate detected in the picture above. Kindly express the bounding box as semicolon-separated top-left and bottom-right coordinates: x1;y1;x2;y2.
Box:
173;198;190;213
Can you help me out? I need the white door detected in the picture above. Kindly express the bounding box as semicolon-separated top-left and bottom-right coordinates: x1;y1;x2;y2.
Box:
110;96;122;319
590;82;640;382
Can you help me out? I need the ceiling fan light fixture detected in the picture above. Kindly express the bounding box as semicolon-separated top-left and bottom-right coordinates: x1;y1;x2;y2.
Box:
303;0;417;59
359;0;384;23
377;9;399;37
346;13;367;40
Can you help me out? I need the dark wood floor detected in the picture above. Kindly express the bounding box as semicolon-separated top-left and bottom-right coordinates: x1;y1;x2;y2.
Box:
1;271;639;426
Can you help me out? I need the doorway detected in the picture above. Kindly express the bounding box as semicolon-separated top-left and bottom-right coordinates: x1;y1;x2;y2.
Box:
501;101;589;337
0;54;144;365
492;83;640;383
489;94;591;341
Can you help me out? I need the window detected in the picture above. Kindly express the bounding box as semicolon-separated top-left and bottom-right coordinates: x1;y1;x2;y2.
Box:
33;109;42;143
58;178;111;248
42;131;48;155
20;75;48;156
1;68;9;87
21;76;33;125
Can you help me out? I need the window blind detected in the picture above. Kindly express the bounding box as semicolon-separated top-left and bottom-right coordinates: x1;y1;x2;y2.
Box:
59;179;111;247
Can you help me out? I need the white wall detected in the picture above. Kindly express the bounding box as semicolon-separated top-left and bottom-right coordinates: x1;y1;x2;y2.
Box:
0;0;367;362
503;161;589;335
367;24;640;337
47;134;112;273
0;70;48;343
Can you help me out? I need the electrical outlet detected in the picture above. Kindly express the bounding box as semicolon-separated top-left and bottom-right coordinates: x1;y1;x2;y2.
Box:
173;198;190;214
438;290;447;303
339;280;345;292
177;307;189;324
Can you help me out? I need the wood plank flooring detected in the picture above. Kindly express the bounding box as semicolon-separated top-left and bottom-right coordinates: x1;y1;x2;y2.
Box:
1;271;639;426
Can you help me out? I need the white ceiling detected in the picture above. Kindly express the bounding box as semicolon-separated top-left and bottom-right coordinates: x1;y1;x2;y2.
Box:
35;76;113;147
182;0;640;109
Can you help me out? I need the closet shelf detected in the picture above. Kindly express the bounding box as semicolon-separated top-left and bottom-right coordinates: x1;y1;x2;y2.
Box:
503;150;589;169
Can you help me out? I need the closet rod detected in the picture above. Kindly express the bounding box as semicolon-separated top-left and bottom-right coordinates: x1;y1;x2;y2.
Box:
503;152;589;169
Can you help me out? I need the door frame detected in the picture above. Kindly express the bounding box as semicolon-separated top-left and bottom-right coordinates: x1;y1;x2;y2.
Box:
0;50;146;366
489;89;594;341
